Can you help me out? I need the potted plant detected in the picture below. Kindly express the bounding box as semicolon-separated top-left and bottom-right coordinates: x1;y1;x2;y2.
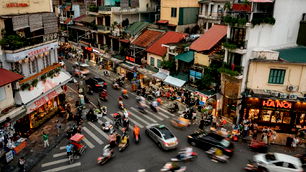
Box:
21;83;30;91
41;74;47;82
31;79;39;87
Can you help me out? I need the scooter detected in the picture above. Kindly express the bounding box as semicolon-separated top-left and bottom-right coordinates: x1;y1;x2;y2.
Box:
112;82;120;90
206;147;229;163
160;162;187;172
150;104;158;112
118;102;124;110
118;135;129;152
101;121;113;132
244;160;259;172
122;93;129;99
168;106;179;113
171;151;198;162
249;139;268;153
97;144;114;165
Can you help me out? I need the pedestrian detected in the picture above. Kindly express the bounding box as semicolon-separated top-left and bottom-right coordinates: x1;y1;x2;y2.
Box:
262;132;268;144
285;135;293;152
55;120;62;136
18;156;26;172
292;136;299;148
42;132;49;148
270;129;277;144
199;117;205;130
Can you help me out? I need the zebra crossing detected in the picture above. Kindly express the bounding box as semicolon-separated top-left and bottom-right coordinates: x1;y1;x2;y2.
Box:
40;105;176;172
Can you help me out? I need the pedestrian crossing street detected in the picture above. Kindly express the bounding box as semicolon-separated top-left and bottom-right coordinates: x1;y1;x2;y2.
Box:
40;105;177;172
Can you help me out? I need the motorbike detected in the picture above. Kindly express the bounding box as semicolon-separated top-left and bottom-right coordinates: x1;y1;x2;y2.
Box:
171;151;198;162
86;110;98;122
112;82;120;90
168;106;179;113
206;147;229;163
97;144;115;165
160;162;186;172
101;121;113;132
133;127;141;144
118;102;124;110
244;160;259;172
249;139;268;153
122;93;129;99
150;104;158;112
118;134;129;152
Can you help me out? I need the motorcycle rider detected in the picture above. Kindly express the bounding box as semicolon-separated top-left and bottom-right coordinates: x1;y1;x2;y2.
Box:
66;142;74;157
100;89;107;100
101;106;107;117
122;89;128;98
102;145;112;158
178;147;193;160
133;125;140;140
151;100;158;112
123;108;129;119
122;117;129;130
109;131;117;148
118;96;124;109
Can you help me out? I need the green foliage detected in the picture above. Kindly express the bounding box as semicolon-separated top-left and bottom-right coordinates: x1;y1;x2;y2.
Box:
48;70;55;78
54;68;61;73
223;16;247;26
21;83;30;91
40;74;47;81
160;60;175;70
223;42;237;50
251;17;276;25
0;34;26;50
88;5;98;12
195;61;222;90
31;79;39;87
217;67;239;76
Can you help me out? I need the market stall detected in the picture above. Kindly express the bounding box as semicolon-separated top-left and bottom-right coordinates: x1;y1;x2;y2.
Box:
164;76;186;88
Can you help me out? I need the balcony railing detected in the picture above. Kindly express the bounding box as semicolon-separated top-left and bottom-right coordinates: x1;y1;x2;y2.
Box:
97;25;111;32
0;34;58;51
112;7;138;14
99;6;112;11
218;63;243;77
199;12;223;20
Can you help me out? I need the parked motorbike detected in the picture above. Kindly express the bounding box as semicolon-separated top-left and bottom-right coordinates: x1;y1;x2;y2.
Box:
244;160;259;172
248;139;268;153
160;162;186;172
171;151;198;162
97;144;115;165
206;147;229;163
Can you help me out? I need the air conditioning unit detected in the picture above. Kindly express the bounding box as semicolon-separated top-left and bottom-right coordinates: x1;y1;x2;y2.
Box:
279;93;288;99
289;94;298;100
287;85;298;92
271;92;279;97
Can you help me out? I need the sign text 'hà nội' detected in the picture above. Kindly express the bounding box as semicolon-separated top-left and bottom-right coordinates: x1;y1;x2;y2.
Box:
262;100;292;109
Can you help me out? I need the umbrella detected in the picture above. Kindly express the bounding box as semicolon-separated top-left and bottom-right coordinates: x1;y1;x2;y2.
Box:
157;98;162;103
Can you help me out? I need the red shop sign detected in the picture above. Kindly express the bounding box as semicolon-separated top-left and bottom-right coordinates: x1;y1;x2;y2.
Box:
6;3;29;8
262;100;292;109
28;46;49;56
126;56;135;62
85;47;93;52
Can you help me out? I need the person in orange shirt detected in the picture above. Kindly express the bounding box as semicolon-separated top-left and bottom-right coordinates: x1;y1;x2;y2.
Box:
133;125;140;142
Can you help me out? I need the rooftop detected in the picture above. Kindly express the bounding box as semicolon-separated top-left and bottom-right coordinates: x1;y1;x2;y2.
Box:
131;29;165;48
190;24;227;52
0;68;24;87
125;22;150;36
276;46;306;63
146;31;187;57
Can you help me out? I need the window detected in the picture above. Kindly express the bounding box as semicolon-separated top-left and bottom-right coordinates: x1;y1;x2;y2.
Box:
268;69;286;84
157;59;162;68
0;87;6;101
28;62;32;74
150;57;155;66
31;59;37;73
171;8;177;17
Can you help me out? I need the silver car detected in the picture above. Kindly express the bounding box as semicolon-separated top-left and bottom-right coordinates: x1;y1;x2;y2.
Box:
145;124;178;150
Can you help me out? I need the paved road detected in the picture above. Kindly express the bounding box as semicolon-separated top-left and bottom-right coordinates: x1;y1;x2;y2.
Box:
31;60;304;172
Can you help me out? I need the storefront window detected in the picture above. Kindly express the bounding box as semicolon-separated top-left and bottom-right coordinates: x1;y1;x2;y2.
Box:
282;112;291;124
261;110;273;122
248;109;259;121
271;111;283;123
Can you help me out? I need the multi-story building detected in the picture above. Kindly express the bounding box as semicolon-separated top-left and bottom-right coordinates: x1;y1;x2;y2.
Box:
0;0;71;134
198;0;232;32
244;47;306;133
158;0;199;32
219;0;306;123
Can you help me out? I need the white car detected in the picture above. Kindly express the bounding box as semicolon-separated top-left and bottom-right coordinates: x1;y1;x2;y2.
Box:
253;153;303;172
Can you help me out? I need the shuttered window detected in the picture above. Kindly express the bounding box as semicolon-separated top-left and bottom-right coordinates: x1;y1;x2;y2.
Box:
268;69;286;84
171;8;177;17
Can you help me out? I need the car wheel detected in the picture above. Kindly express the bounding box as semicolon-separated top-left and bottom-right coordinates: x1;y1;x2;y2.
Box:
190;141;196;146
258;167;269;172
158;143;163;149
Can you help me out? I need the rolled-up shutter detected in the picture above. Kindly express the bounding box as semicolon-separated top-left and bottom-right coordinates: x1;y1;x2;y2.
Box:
12;15;29;31
29;14;43;32
42;13;58;34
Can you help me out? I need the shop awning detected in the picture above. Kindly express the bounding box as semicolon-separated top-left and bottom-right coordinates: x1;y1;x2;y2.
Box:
164;76;186;88
15;70;71;106
156;20;168;24
175;51;194;63
152;72;168;80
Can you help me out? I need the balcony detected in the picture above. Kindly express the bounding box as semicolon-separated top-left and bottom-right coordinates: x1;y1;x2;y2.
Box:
199;12;223;20
112;7;139;14
99;6;112;14
97;25;111;33
218;63;243;77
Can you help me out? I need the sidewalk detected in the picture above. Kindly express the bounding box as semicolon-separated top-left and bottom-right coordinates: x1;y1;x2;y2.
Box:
0;86;79;172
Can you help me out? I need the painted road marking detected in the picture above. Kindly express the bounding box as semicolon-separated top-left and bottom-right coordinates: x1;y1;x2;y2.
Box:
59;146;66;150
142;108;165;120
158;107;175;117
88;121;109;139
41;159;69;168
83;127;103;145
143;104;170;118
53;152;67;158
42;162;81;172
129;111;150;126
82;137;95;149
130;107;159;122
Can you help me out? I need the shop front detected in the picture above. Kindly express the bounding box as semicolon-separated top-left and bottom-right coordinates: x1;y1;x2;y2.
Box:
243;97;306;133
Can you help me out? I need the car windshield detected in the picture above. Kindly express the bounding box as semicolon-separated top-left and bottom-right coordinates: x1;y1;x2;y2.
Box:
220;139;230;147
159;128;174;139
265;153;276;162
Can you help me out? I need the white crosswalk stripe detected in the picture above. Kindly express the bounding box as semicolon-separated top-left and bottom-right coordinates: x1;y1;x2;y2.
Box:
144;109;165;120
82;137;95;149
59;146;66;150
158;107;175;117
41;159;69;167
42;162;81;172
53;152;67;158
88;121;109;139
129;111;150;126
83;127;103;145
130;107;158;122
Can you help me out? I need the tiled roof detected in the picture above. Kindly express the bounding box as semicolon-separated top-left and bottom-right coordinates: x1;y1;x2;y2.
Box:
73;15;95;23
0;68;24;87
277;46;306;63
125;22;150;36
190;24;227;52
146;31;187;57
131;29;164;48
